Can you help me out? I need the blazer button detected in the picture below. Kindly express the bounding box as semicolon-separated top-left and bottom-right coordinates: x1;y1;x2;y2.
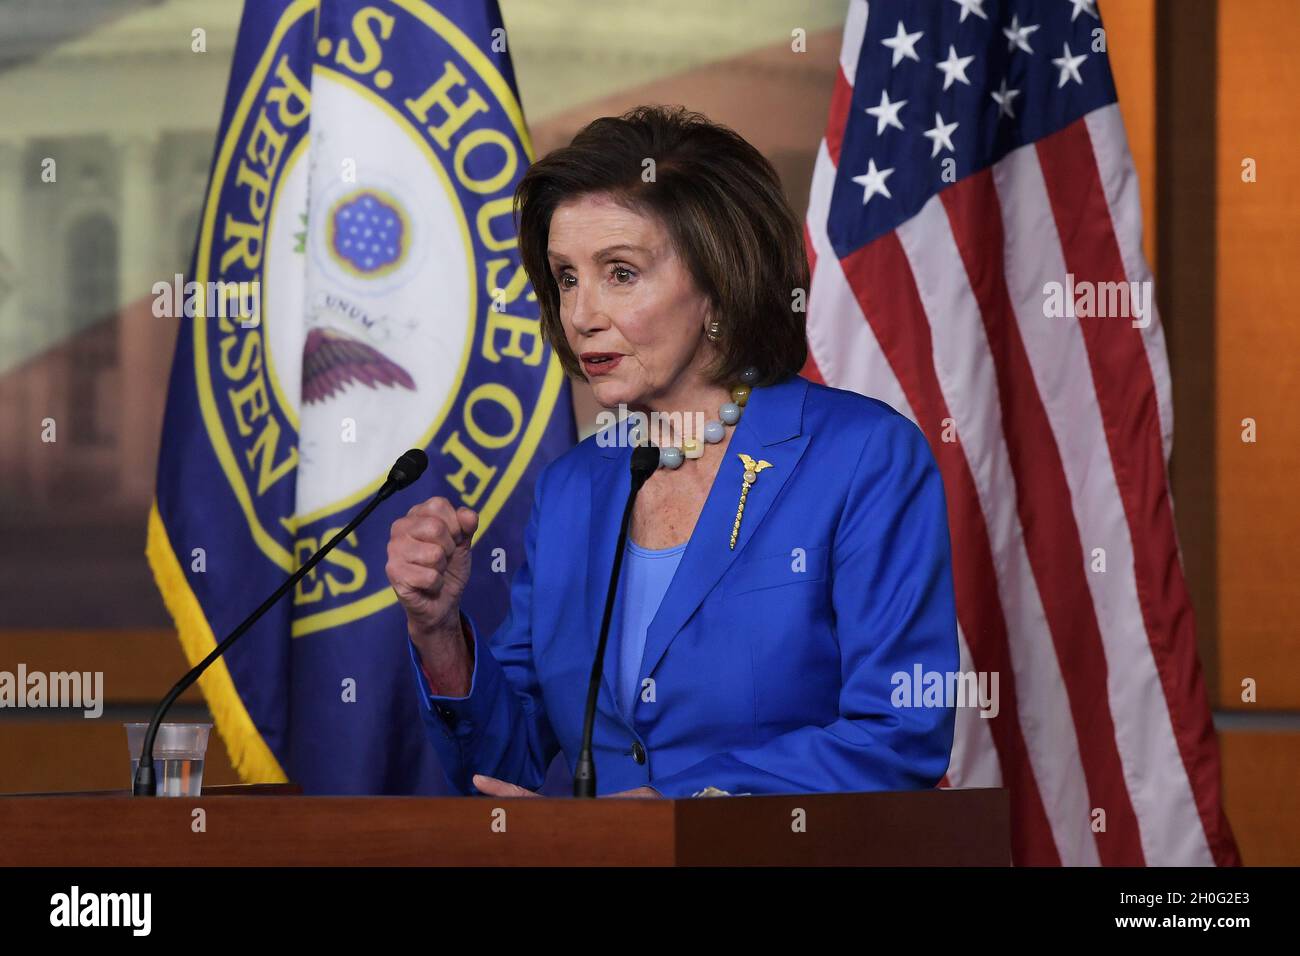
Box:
632;742;646;765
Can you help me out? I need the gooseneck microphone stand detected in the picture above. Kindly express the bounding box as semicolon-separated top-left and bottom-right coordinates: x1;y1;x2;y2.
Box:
132;449;429;796
573;444;660;797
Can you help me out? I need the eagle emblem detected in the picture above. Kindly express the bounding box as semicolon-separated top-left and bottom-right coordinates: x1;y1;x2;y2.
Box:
301;327;416;406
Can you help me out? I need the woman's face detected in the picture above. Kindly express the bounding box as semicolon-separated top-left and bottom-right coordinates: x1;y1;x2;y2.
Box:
546;192;714;409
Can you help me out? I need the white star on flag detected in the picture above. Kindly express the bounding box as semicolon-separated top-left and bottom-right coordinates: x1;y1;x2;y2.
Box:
1051;42;1087;87
1067;0;1099;22
950;0;988;23
851;158;894;204
936;45;975;90
1003;14;1040;54
991;79;1020;119
881;21;923;67
923;111;959;158
864;89;907;135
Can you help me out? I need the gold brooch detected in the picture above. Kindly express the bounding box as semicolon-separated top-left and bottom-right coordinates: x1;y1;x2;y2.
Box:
730;453;773;550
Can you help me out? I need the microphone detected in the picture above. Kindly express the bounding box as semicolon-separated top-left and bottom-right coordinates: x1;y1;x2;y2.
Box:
574;444;660;797
387;448;428;490
132;449;430;796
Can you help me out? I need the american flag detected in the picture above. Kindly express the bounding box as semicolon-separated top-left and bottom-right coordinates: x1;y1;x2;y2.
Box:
803;0;1239;865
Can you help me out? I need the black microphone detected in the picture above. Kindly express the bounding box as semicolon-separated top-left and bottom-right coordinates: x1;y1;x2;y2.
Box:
132;449;430;796
574;444;660;798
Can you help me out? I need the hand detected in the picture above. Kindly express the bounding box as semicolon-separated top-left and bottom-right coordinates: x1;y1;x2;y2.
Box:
472;775;539;797
471;775;660;798
385;496;478;636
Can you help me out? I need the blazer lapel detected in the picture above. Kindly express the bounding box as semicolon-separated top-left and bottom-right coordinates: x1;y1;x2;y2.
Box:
637;375;811;687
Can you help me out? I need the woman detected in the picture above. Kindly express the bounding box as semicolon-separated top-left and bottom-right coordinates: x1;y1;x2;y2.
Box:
385;106;958;798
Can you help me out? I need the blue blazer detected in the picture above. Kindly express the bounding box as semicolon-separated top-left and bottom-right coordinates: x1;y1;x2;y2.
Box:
409;374;958;797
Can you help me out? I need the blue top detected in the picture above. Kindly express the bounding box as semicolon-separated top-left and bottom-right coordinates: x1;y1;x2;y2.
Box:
614;537;687;719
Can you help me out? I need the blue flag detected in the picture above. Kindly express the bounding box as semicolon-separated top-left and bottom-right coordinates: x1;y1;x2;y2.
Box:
148;0;574;793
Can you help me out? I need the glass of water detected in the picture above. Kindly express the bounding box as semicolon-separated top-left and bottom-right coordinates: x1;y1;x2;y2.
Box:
124;722;212;796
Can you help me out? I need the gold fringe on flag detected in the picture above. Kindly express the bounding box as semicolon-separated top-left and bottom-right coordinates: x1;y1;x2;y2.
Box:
145;501;288;784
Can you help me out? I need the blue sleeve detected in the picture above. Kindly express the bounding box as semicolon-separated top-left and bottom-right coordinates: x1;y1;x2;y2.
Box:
649;412;959;798
406;467;560;794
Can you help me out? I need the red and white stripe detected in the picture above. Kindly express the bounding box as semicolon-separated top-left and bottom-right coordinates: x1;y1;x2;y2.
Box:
803;0;1238;866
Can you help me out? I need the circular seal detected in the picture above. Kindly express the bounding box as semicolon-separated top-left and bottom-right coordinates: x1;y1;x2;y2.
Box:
191;0;563;636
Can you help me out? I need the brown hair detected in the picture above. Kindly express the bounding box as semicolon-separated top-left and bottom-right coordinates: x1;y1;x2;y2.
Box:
514;105;808;387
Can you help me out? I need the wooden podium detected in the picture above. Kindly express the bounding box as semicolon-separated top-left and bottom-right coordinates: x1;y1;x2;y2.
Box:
0;785;1008;866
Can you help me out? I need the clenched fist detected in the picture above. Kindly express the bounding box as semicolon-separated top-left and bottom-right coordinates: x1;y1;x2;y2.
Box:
386;498;479;688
